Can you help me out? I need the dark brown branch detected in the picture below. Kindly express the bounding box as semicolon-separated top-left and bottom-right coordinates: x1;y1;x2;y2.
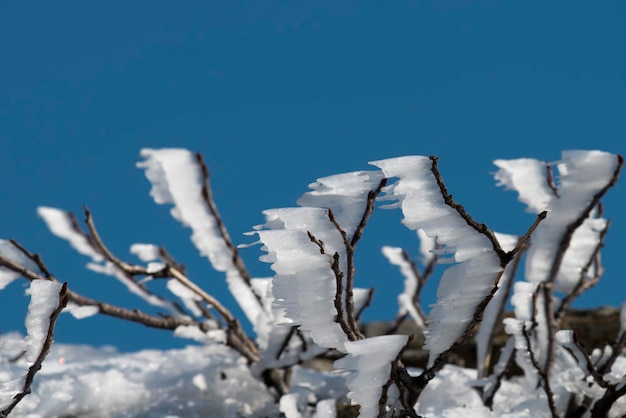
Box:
478;241;528;377
545;154;622;288
521;323;559;418
555;221;609;322
9;239;52;279
327;179;387;341
379;335;414;418
331;252;355;340
306;231;355;340
1;283;69;418
545;163;560;198
482;338;516;409
560;330;608;389
429;156;509;265
195;154;259;296
0;246;259;364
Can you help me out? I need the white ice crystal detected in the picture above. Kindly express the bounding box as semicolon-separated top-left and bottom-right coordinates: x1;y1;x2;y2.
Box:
24;280;64;363
296;170;385;238
475;232;518;377
372;156;503;368
0;239;39;290
138;148;267;330
37;207;104;261
382;245;424;328
494;150;619;293
334;334;408;418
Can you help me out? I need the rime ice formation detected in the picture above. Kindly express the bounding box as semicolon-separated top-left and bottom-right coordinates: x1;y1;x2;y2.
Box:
24;280;64;363
475;232;518;377
37;207;103;261
334;335;408;418
382;245;424;328
254;207;349;351
253;169;385;353
37;206;177;314
0;239;38;289
494;150;619;293
372;156;503;368
296;170;385;237
137;148;267;333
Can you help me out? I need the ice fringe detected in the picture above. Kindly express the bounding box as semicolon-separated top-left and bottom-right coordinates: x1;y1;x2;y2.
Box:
372;156;503;368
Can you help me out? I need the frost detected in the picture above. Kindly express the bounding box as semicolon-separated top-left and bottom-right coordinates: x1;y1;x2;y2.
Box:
37;207;103;261
382;245;424;328
494;151;619;293
24;280;64;363
475;232;518;376
372;156;503;368
64;302;99;319
129;243;161;262
296;170;385;237
0;239;38;290
138;148;266;329
334;335;408;418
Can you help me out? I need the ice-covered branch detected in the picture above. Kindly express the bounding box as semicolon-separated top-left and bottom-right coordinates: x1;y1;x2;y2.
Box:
371;156;545;396
1;281;68;418
334;335;409;418
382;246;427;329
137;148;266;331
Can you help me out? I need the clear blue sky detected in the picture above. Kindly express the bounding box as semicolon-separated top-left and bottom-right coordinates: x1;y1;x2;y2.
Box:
1;2;624;352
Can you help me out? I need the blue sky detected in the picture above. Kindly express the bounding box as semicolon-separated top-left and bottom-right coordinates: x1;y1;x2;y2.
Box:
1;2;624;352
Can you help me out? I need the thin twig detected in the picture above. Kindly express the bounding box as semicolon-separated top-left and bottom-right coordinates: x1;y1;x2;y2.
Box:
521;324;559;418
379;335;414;418
555;221;609;322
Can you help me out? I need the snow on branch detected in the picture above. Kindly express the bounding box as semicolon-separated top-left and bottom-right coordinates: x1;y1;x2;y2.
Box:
137;148;266;329
334;335;410;418
371;156;544;371
495;151;623;294
0;280;68;417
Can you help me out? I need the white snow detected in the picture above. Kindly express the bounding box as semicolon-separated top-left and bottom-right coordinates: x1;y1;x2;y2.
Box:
381;245;424;328
24;280;64;363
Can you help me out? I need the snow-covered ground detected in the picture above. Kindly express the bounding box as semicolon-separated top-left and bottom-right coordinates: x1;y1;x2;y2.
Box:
3;331;626;417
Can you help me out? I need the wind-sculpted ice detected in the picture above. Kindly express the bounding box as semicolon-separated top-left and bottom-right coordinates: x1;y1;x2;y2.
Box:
297;170;385;237
334;335;408;418
138;148;267;332
494;150;620;293
38;206;177;315
254;207;349;351
372;156;503;368
382;245;424;328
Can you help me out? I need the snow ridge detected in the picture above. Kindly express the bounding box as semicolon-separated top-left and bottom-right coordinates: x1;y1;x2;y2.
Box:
372;156;503;368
